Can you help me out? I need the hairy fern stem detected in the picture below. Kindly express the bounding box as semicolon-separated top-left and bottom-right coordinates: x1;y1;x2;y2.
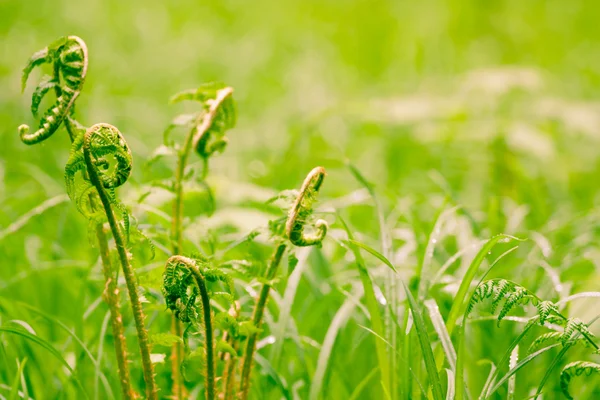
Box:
168;85;234;398
83;124;157;399
164;256;216;400
239;243;287;400
18;37;137;399
96;224;137;399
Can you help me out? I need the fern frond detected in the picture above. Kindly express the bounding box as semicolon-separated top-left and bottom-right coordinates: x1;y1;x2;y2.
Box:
490;279;513;313
536;300;558;325
498;286;534;323
561;318;593;346
528;332;563;354
560;361;600;399
285;166;328;247
19;36;88;145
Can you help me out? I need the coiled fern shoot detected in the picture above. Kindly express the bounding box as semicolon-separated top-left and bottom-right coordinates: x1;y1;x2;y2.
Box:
17;37;140;400
239;166;328;400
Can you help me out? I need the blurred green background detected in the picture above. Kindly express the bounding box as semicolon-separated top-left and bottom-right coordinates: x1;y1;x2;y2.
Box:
2;0;600;398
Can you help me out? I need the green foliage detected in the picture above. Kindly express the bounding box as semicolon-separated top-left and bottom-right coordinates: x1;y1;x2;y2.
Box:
18;36;87;145
166;82;236;161
285;166;328;247
6;3;600;399
560;361;600;399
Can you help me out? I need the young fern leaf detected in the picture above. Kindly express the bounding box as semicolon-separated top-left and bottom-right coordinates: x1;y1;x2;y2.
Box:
240;166;329;399
163;255;217;400
527;327;592;355
468;279;544;324
528;332;564;354
166;82;236;400
285;166;328;247
19;36;88;144
82;123;158;399
562;318;592;346
536;300;557;325
170;82;236;160
560;361;600;399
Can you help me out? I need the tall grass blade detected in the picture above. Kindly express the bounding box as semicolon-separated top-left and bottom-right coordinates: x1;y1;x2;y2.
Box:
338;214;391;395
425;299;456;371
0;327;87;398
404;283;445;400
8;358;27;400
310;288;362;400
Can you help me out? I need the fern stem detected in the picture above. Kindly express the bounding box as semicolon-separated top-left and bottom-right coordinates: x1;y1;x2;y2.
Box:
95;224;137;400
166;256;216;400
84;126;158;400
66;119;137;399
169;86;234;398
222;338;238;400
170;316;185;400
239;243;287;400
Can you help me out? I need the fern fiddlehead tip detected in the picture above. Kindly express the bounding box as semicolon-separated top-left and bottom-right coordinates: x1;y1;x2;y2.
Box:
19;35;88;145
285;166;328;247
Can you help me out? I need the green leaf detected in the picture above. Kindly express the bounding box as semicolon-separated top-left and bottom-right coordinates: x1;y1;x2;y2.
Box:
8;358;27;400
150;333;183;347
343;239;397;272
404;283;445;400
0;327;87;398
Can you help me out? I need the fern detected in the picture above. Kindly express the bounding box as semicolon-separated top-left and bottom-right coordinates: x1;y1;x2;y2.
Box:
168;82;236;161
468;279;539;323
528;332;564;354
19;36;88;144
285;166;328;247
81;124;158;399
239;166;329;399
560;361;600;399
470;279;598;354
162;84;236;399
17;37;139;399
163;255;235;400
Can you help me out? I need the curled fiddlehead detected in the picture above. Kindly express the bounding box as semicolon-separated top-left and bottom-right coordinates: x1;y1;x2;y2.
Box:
285;166;328;247
163;255;219;400
77;124;157;399
163;83;236;399
18;36;88;144
560;361;600;399
168;82;236;160
64;123;132;226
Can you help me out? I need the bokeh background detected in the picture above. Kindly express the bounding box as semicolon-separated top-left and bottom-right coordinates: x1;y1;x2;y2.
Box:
2;0;600;398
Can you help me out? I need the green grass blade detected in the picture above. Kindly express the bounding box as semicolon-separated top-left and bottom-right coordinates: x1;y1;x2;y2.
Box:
348;367;380;400
310;290;361;400
0;327;87;398
480;322;536;398
8;358;27;400
425;299;456;371
487;344;560;397
404;283;444;400
344;239;397;272
338;214;391;395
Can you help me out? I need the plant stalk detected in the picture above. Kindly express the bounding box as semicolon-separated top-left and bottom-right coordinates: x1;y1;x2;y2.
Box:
84;133;158;400
168;256;216;400
239;243;287;399
169;86;234;399
95;224;137;399
65;119;136;399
